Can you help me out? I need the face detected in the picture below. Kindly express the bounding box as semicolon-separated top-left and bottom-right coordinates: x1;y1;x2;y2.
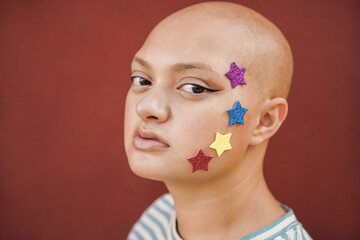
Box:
124;17;261;183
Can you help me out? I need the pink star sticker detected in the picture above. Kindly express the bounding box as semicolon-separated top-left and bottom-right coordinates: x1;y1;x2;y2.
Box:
225;62;246;88
187;149;213;172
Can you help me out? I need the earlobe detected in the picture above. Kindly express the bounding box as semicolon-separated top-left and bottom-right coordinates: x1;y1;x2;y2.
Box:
250;98;288;146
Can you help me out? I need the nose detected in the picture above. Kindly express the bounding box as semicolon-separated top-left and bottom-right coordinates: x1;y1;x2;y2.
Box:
135;88;171;123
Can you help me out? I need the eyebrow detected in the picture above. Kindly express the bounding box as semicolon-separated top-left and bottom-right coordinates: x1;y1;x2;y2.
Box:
171;63;215;73
132;57;151;69
132;56;216;74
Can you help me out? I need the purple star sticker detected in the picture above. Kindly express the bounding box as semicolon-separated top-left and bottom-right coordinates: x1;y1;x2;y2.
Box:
225;62;246;88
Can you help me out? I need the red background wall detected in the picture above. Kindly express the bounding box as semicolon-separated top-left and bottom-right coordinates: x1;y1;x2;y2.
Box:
0;0;359;239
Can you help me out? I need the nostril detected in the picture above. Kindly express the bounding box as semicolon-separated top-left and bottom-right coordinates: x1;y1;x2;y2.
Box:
147;116;158;120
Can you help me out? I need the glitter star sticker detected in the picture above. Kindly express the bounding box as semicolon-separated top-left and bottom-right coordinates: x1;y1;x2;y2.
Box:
225;62;246;88
227;100;248;126
209;132;232;156
187;149;213;172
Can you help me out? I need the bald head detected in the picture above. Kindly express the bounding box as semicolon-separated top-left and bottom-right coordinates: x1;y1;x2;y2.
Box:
143;1;293;99
126;1;293;184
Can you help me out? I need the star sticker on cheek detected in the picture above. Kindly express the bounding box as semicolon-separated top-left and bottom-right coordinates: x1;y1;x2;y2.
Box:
209;132;232;157
187;149;213;172
225;62;246;88
227;100;248;126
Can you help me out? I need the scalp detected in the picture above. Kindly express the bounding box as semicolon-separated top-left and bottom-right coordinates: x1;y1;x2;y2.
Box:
146;1;293;99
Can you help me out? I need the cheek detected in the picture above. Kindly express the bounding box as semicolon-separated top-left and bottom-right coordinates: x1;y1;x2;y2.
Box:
124;92;137;151
171;107;229;158
171;103;253;172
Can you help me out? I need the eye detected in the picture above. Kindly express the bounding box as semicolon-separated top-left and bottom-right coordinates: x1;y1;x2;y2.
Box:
179;84;219;94
131;76;152;86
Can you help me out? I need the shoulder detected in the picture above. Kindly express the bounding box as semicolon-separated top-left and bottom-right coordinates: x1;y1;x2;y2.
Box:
241;204;312;240
127;193;176;240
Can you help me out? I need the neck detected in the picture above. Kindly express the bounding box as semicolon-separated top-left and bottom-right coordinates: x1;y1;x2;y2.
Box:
164;142;285;240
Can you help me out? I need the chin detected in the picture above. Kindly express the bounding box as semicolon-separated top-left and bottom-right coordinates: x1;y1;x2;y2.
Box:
129;161;163;181
125;142;219;183
127;153;180;182
128;155;223;185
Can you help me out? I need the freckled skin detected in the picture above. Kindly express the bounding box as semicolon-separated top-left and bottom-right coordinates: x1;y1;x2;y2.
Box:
124;1;293;239
124;11;257;183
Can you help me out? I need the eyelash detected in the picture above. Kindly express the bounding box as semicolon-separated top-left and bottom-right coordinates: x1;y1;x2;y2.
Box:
130;76;152;86
130;76;219;94
179;83;219;94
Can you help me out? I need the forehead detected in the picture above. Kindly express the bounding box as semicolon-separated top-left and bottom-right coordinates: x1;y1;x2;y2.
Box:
133;18;239;75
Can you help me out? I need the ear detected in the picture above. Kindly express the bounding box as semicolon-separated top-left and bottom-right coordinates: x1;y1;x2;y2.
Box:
250;98;288;146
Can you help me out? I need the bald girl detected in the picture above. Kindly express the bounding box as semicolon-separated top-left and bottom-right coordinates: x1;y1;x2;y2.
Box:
125;2;311;240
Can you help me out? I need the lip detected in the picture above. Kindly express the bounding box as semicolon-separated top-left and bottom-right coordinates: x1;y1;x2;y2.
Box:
132;127;169;151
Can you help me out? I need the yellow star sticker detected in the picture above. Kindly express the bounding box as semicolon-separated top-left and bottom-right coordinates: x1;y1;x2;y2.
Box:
209;132;232;156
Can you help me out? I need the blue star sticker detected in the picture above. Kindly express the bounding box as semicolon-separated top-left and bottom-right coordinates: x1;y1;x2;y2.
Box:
227;100;248;126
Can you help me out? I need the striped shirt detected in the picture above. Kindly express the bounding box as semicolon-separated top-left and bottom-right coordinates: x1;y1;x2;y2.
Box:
127;193;312;240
